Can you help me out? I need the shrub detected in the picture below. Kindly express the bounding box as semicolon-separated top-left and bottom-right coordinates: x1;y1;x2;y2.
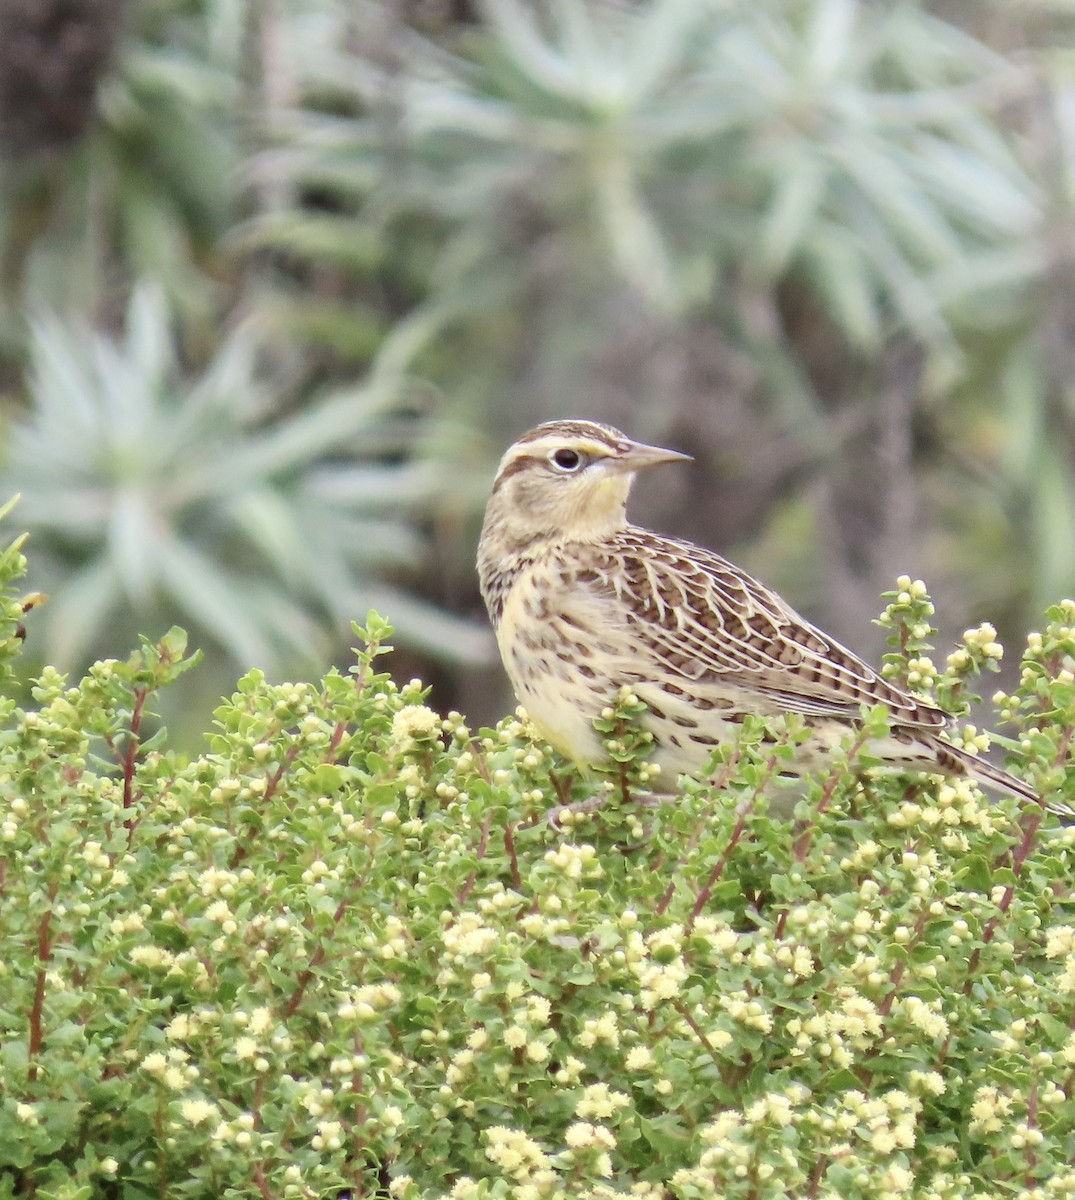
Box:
1;513;1074;1200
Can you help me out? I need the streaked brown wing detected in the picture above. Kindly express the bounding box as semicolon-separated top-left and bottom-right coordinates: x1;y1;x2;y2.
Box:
584;530;948;730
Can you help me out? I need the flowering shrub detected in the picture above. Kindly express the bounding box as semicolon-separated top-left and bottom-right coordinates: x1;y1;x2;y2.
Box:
1;516;1075;1200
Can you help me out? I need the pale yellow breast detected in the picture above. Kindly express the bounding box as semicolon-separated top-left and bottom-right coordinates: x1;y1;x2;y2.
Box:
494;560;621;766
492;553;769;782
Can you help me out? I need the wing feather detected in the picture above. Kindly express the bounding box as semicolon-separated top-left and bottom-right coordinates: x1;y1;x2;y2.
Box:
572;530;947;731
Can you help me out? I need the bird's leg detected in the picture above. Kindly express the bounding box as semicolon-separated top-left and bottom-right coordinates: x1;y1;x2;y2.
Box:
548;769;573;806
541;778;665;831
546;792;610;830
529;768;602;829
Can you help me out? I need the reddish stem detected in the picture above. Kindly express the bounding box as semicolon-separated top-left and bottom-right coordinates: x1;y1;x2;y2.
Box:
792;730;869;862
282;892;354;1020
252;1164;272;1200
687;802;752;933
958;733;1070;998
654;754;742;919
122;686;147;812
262;744;299;806
877;906;929;1018
457;815;494;905
805;1155;828;1198
230;741;300;869
326;719;348;763
324;646;382;763
687;747;791;931
469;742;494;787
673;1000;726;1072
26;907;52;1082
504;822;522;893
549;770;572;806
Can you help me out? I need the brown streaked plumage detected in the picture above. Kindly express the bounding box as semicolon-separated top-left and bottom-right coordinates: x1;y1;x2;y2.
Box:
477;418;1040;804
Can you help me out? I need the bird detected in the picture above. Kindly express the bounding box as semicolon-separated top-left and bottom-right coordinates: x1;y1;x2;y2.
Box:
477;417;1039;804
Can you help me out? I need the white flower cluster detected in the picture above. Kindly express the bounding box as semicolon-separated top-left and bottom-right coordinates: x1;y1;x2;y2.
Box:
574;1082;629;1121
719;990;773;1034
337;982;402;1023
577;1011;621;1050
141;1046;199;1091
543;842;602;881
629;926;689;1009
899;995;950;1041
483;1125;552;1183
670;1092;804;1192
391;704;443;751
836;1088;922;1156
785;988;884;1066
177;1097;219;1126
442;912;500;962
969;1085;1016;1136
210;1111;261;1150
948;622;1004;673
563;1119;615;1177
1;794;29;841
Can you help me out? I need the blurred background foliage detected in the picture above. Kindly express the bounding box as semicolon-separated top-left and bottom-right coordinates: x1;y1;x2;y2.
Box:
1;0;1074;734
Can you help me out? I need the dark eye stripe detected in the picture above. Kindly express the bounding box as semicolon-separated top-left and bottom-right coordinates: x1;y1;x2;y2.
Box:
491;453;541;494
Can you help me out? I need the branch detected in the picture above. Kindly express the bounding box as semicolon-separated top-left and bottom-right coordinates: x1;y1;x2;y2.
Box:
282;890;358;1020
457;814;494;906
122;686;147;812
27;900;55;1082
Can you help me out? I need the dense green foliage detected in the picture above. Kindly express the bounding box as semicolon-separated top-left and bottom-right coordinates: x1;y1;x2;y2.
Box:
3;517;1075;1197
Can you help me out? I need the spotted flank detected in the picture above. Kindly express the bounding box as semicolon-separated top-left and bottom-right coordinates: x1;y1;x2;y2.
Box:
477;418;1043;806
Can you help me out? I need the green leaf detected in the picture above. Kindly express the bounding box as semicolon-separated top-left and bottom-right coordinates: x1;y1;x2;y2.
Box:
954;855;993;893
638;1113;691;1154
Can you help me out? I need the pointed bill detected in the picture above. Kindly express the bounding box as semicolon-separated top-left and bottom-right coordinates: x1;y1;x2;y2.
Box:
609;439;692;473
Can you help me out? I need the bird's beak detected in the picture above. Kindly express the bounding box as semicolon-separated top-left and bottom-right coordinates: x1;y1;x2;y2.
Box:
608;438;692;474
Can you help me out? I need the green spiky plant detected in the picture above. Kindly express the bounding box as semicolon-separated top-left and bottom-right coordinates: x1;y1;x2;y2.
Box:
0;285;490;721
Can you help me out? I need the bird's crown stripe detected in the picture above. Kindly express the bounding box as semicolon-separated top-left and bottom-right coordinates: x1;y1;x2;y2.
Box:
515;420;628;449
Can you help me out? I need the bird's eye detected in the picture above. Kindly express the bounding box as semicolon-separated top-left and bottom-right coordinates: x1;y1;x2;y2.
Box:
550;448;584;472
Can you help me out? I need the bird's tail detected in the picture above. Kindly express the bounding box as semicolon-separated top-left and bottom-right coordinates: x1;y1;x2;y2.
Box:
935;736;1071;815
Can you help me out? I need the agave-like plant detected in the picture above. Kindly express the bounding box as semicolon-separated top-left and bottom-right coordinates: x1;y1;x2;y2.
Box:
254;0;1039;367
2;284;492;675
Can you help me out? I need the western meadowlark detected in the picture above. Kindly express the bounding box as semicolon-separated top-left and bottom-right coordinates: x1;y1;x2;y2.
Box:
477;418;1039;804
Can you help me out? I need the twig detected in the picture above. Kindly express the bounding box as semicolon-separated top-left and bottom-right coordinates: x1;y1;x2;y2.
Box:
26;904;53;1082
252;1164;272;1200
123;688;146;807
504;822;522;893
792;729;870;862
673;1000;726;1072
457;814;493;905
687;788;757;932
326;719;348;763
282;890;358;1020
877;906;930;1018
262;744;300;806
655;752;743;919
805;1155;828;1198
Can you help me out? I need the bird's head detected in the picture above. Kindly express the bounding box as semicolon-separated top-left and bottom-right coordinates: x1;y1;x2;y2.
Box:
481;419;691;551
